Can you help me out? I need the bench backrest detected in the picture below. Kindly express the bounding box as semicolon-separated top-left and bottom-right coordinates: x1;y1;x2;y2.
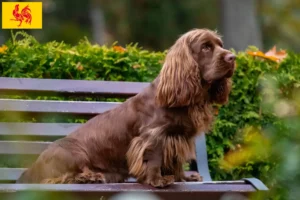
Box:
0;77;212;183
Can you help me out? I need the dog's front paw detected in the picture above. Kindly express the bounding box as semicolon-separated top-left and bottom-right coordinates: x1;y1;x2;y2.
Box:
147;175;175;188
184;172;203;182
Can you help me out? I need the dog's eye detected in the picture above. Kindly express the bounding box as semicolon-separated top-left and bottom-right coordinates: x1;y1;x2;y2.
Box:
201;43;212;52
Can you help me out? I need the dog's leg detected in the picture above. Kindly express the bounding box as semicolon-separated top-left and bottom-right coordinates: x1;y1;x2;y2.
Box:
127;137;175;188
142;147;175;188
41;167;106;184
41;173;75;184
172;161;203;182
41;172;126;184
73;167;106;183
72;168;128;183
101;172;126;183
184;172;203;182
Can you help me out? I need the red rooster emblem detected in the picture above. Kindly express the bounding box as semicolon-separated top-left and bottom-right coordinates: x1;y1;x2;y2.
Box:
10;4;32;27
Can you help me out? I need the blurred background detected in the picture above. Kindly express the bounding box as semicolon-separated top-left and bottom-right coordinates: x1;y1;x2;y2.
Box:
1;0;300;52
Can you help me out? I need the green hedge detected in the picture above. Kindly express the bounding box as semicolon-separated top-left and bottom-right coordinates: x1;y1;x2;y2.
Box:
0;31;165;82
1;31;300;199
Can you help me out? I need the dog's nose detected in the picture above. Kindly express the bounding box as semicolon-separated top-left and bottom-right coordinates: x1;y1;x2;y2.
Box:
224;53;236;63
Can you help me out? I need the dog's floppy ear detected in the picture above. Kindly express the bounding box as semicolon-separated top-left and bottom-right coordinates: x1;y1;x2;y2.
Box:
155;35;203;107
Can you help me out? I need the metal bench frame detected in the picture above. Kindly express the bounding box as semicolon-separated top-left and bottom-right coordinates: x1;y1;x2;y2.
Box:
0;77;268;200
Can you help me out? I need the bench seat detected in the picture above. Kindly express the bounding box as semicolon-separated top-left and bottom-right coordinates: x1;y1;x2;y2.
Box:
0;77;268;200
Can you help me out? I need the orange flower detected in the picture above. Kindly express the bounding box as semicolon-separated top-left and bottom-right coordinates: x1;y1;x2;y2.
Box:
76;62;84;71
247;46;287;63
214;109;219;115
0;45;8;54
213;106;219;115
132;64;141;69
113;45;126;53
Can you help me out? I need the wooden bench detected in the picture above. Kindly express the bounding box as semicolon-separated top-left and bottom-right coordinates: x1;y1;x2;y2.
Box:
0;77;268;200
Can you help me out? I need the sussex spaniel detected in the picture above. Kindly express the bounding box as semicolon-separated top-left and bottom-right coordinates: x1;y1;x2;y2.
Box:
17;28;236;187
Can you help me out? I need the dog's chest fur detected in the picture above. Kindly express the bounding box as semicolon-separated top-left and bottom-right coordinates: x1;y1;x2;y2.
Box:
159;104;213;170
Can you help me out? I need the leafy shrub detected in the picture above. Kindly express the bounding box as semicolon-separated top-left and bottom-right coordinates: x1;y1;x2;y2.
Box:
1;31;300;199
0;31;165;82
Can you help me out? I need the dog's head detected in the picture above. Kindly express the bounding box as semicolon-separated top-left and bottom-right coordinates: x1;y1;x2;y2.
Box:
156;28;236;107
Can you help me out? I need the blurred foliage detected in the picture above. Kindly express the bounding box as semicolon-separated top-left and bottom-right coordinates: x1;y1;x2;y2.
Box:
1;32;300;200
1;0;300;52
259;0;300;52
0;0;219;51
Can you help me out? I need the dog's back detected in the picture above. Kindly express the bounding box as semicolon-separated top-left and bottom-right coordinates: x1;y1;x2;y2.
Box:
16;89;152;183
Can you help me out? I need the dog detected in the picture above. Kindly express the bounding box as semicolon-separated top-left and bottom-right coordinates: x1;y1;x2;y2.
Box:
17;28;236;188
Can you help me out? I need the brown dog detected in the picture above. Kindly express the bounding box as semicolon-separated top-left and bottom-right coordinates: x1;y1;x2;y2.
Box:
17;28;236;187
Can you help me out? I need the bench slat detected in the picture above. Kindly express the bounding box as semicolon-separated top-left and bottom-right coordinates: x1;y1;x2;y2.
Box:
0;123;80;136
0;185;256;200
0;184;257;200
0;168;197;183
0;141;50;154
0;99;120;114
0;77;149;97
0;182;256;192
0;168;24;181
0;168;267;197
